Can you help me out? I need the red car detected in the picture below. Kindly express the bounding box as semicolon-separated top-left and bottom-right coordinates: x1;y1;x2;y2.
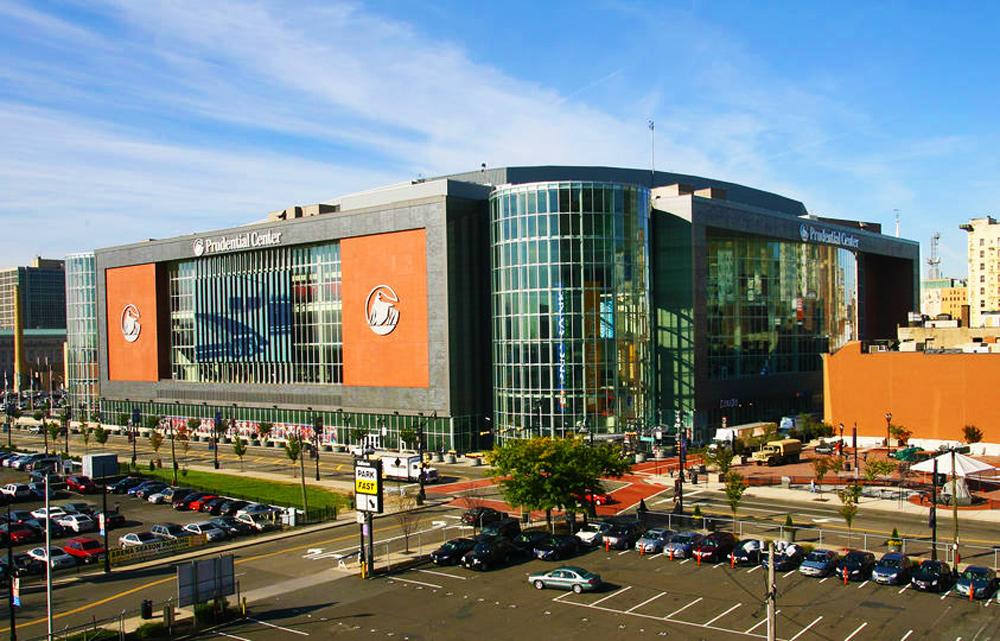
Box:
63;537;105;564
575;490;614;506
187;495;218;512
1;523;38;545
66;475;97;494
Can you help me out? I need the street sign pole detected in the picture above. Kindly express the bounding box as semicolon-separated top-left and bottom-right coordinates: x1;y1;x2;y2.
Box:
354;459;384;579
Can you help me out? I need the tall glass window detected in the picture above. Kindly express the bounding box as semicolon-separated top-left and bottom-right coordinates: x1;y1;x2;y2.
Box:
169;242;343;385
705;229;858;379
491;182;651;440
65;252;99;418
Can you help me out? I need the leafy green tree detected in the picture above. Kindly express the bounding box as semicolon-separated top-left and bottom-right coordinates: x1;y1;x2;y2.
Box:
47;421;61;445
233;436;247;471
837;482;862;546
812;457;830;495
149;430;164;462
144;415;160;430
285;434;302;477
723;471;748;526
93;424;109;445
963;425;983;445
703;444;734;476
186;417;202;434
863;459;896;485
117;413;129;427
257;421;273;443
32;410;43;422
888;424;911;446
82;426;91;453
398;426;418;450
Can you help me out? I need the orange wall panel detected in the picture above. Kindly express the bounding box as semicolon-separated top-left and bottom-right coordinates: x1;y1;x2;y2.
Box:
342;229;429;388
824;341;1000;443
105;264;161;382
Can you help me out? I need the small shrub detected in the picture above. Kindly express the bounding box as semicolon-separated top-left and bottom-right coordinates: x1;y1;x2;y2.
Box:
135;621;167;640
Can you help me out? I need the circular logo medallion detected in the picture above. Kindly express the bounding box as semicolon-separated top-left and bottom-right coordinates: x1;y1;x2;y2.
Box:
365;285;400;336
193;238;205;256
799;224;810;243
121;304;141;343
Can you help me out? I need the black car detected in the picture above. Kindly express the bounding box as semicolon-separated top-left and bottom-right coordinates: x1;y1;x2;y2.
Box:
209;516;255;537
836;550;876;581
461;507;506;528
6;510;33;525
430;538;479;566
729;540;763;566
23;518;67;540
762;546;805;572
109;477;144;494
911;560;953;592
460;537;515;571
533;535;581;561
10;552;46;577
97;510;126;530
199;497;228;515
510;531;550;558
218;500;249;516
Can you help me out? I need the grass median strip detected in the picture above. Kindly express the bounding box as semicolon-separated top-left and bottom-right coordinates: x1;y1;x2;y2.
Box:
136;467;349;511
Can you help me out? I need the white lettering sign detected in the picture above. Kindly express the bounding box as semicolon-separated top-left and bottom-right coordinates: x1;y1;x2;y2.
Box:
193;230;283;256
799;223;860;249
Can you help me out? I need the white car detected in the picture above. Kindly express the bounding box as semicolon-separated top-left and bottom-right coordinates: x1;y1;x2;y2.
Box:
30;507;68;520
28;546;77;570
184;522;228;542
574;522;605;546
118;532;159;548
235;513;279;532
1;483;33;500
56;514;98;534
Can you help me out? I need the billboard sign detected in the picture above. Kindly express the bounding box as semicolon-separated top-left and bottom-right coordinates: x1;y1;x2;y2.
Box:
354;459;384;513
177;555;236;607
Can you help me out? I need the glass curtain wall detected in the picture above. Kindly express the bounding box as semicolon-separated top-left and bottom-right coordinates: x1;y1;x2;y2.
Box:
65;252;99;419
491;182;651;441
705;229;858;379
168;243;343;385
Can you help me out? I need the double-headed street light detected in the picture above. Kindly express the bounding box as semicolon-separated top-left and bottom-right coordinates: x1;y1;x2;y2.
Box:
884;412;893;452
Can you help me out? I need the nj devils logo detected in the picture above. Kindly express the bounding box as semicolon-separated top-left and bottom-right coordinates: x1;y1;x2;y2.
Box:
121;304;141;343
365;285;400;336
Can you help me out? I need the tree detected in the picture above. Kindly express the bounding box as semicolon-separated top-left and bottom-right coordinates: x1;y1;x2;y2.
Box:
723;471;748;526
285;434;302;477
398;426;418;451
837;482;862;546
963;425;983;445
186;417;202;434
812;457;830;495
863;459;896;485
144;415;160;431
350;425;367;447
257;421;273;444
117;413;129;428
93;424;109;445
888;424;911;447
394;492;420;552
149;430;164;463
233;436;247;471
703;444;735;477
47;421;61;447
82;425;91;453
32;410;43;422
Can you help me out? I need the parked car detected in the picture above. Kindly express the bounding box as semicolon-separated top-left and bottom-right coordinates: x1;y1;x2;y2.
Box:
528;566;603;593
664;531;704;559
480;517;521;539
30;507;68;521
29;472;66;490
911;560;953;592
799;550;839;577
109;477;144;494
6;510;33;524
761;544;805;572
836;550;876;581
235;503;276;517
235;512;280;532
26;456;62;472
9;552;46;576
187;495;219;512
97;510;126;530
61;502;97;516
148;487;192;505
1;484;34;501
729;539;764;566
119;531;159;548
183;521;228;541
510;531;550;558
601;522;641;550
208;516;254;537
65;475;97;494
23;518;67;540
954;566;998;600
217;499;249;516
814;441;836;455
574;522;607;547
62;537;105;564
872;553;914;585
573;489;614;506
430;537;479;566
692;532;738;563
635;528;674;554
198;497;229;515
151;523;192;540
56;514;97;534
27;546;77;570
461;507;506;528
27;482;58;500
533;535;581;561
460;537;515;571
0;523;39;545
132;482;168;500
173;492;210;510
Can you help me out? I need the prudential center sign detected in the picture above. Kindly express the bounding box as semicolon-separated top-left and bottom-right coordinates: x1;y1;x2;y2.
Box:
799;223;860;250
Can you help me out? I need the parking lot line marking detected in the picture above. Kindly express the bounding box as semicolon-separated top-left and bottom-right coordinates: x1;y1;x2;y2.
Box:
626;591;667;613
390;577;442;589
591;585;632;606
617;550;630;556
217;633;251;641
843;622;867;641
418;569;467;580
713;563;722;569
746;565;760;574
857;580;870;589
745;610;780;634
679;558;691;565
247;618;309;636
899;630;913;641
789;616;823;641
783;570;796;578
665;597;703;619
704;603;741;626
898;585;910;594
819;577;830;583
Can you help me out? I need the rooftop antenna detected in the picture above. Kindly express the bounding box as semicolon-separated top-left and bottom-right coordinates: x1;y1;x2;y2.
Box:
648;120;655;187
927;232;942;280
894;208;900;238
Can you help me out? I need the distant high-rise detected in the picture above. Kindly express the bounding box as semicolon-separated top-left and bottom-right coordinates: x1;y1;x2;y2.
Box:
960;216;1000;327
0;257;66;330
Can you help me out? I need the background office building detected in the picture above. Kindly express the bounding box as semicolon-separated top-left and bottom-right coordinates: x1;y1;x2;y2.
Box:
72;166;919;450
65;252;99;419
920;277;967;319
961;216;1000;327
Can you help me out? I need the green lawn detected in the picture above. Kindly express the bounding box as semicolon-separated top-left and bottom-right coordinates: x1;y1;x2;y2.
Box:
134;466;349;511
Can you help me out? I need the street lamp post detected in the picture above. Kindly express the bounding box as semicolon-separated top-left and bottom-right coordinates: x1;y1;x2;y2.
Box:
128;401;138;470
6;501;17;640
311;410;322;482
884;412;893;452
171;402;179;486
212;409;222;470
838;423;845;459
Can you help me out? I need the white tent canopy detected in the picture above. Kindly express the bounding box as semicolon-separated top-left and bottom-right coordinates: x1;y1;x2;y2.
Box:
910;452;995;477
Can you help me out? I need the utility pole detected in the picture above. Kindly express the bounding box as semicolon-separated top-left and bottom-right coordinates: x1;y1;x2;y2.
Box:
168;417;178;486
6;501;17;641
212;410;221;470
766;541;776;641
312;413;322;482
298;433;309;520
951;448;959;564
101;480;111;574
930;457;938;561
674;410;685;514
852;424;859;479
44;474;53;641
129;406;138;470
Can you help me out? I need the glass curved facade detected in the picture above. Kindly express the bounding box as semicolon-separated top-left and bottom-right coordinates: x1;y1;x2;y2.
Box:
706;229;858;379
65;252;99;418
491;182;651;441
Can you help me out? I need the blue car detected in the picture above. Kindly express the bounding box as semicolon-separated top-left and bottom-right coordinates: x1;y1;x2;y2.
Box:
664;531;703;559
799;549;839;577
955;566;997;600
872;553;914;585
127;481;162;497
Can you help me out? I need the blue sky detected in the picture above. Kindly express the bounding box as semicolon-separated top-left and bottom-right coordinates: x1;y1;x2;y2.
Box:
1;1;998;276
